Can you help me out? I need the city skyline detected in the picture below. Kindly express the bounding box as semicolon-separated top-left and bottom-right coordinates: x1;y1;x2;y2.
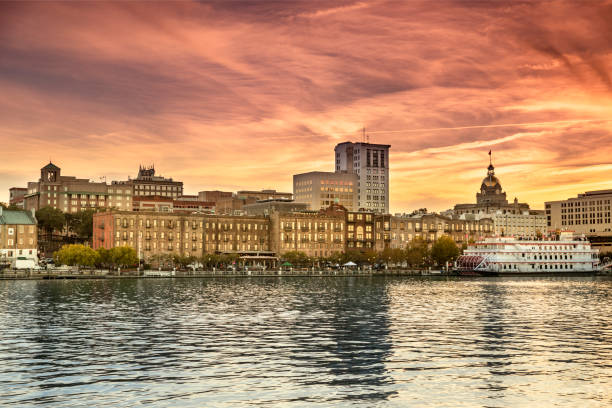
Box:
1;1;612;212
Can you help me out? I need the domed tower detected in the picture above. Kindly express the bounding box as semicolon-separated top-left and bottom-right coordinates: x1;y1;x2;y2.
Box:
476;154;508;206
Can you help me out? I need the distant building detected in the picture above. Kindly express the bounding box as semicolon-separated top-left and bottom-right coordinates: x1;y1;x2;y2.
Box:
132;196;215;214
546;189;612;252
20;162;133;212
453;156;530;216
243;199;309;216
293;171;358;212
236;189;293;201
487;210;547;238
334;141;390;213
0;208;38;265
8;187;27;208
113;165;183;198
198;190;233;203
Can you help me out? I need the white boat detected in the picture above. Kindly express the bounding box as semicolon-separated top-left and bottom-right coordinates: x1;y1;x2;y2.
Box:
455;232;600;276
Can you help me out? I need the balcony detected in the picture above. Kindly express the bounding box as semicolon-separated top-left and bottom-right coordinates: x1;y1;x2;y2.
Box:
145;236;151;240
192;237;197;241
300;239;310;243
168;237;174;241
334;227;342;232
333;239;342;243
122;224;129;228
145;224;151;229
283;226;293;231
300;227;310;232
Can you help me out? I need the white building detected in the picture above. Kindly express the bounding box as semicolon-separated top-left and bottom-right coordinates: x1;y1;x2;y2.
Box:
458;210;547;238
293;171;358;211
546;189;612;252
334;141;390;213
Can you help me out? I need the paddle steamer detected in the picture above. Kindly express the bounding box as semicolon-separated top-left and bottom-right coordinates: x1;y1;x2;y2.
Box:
455;232;600;276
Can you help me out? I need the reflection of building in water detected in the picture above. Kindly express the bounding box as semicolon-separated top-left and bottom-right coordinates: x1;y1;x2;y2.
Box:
286;278;396;403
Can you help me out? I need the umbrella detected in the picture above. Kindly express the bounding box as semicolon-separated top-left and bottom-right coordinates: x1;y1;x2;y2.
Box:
281;261;292;267
343;261;357;266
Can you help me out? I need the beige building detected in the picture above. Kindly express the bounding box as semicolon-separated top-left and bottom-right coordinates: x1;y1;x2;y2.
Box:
293;171;358;211
20;162;133;212
379;213;494;251
93;211;270;262
114;165;183;198
546;189;612;252
269;211;345;258
488;211;547;238
0;208;38;265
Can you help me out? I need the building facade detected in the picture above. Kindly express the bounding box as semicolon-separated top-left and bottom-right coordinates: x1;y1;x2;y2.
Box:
269;211;345;258
293;171;358;211
236;190;293;201
132;196;215;213
379;213;494;251
93;211;270;262
0;208;38;265
243;199;309;216
488;210;547;238
334;141;390;213
8;187;27;208
114;165;183;198
20;162;133;212
546;189;612;252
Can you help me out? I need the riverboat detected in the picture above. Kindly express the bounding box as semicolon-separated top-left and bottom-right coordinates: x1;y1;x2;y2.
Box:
455;232;601;276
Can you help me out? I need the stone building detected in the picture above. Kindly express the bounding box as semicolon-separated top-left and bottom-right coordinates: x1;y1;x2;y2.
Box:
453;156;530;216
546;189;612;252
269;210;345;258
113;165;183;199
0;208;38;265
335;141;390;213
19;162;133;212
377;213;494;251
93;211;271;263
132;196;215;213
293;171;358;211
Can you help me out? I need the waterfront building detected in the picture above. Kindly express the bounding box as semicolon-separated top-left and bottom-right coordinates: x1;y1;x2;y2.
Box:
19;162;133;212
243;199;309;216
113;165;183;199
487;210;547;238
93;211;271;263
334;141;390;213
546;189;612;252
379;213;494;251
453;156;530;216
293;171;358;212
269;210;345;258
0;208;38;265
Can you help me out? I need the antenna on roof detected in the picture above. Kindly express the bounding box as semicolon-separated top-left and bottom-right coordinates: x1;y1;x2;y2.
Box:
362;126;370;143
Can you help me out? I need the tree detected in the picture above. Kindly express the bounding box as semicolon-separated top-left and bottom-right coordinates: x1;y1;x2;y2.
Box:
431;235;460;266
36;206;66;234
281;251;309;267
55;244;99;267
406;237;430;267
110;246;138;268
66;209;95;239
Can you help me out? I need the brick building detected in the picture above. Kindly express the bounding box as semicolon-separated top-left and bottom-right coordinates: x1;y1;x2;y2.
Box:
0;208;38;266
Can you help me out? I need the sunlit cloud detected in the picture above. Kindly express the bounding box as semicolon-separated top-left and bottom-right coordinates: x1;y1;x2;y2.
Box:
0;0;611;212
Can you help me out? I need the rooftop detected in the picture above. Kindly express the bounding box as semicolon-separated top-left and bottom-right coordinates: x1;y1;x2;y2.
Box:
0;209;36;225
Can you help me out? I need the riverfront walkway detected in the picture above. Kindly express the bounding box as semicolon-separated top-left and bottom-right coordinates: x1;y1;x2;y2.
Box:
0;268;442;280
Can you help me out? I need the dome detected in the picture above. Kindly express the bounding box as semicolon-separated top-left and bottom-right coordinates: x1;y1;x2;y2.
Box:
482;175;500;188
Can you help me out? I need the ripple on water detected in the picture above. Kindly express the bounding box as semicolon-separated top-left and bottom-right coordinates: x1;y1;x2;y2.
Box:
0;276;611;407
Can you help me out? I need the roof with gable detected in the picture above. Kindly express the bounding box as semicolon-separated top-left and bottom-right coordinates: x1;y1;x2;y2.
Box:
41;162;60;171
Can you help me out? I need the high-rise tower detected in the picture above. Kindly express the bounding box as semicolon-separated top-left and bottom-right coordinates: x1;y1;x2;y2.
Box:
334;141;390;213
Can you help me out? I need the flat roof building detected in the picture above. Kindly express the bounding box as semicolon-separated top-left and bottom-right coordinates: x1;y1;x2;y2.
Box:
293;171;358;212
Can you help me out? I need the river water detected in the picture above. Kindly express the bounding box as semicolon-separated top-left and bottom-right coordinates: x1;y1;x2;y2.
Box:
0;276;610;407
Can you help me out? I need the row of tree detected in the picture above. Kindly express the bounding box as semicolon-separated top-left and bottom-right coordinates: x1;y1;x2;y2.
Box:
281;236;462;268
54;244;138;269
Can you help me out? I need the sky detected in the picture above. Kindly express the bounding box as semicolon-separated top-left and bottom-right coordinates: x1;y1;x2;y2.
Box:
1;0;611;212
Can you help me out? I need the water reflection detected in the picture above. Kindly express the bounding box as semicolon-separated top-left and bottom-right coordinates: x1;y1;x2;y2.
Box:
0;276;611;407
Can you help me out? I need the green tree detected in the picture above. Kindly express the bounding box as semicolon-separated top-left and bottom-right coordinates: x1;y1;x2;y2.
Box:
431;235;460;266
281;251;310;267
36;206;66;234
66;209;96;239
55;244;99;267
110;246;138;268
406;237;430;267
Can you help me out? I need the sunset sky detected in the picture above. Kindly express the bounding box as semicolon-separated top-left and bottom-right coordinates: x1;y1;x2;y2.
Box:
1;0;611;212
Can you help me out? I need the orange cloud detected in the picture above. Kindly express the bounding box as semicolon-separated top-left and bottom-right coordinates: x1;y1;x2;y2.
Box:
0;0;611;212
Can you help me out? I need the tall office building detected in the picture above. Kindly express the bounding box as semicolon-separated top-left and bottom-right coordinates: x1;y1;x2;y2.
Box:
334;141;390;213
293;171;358;211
